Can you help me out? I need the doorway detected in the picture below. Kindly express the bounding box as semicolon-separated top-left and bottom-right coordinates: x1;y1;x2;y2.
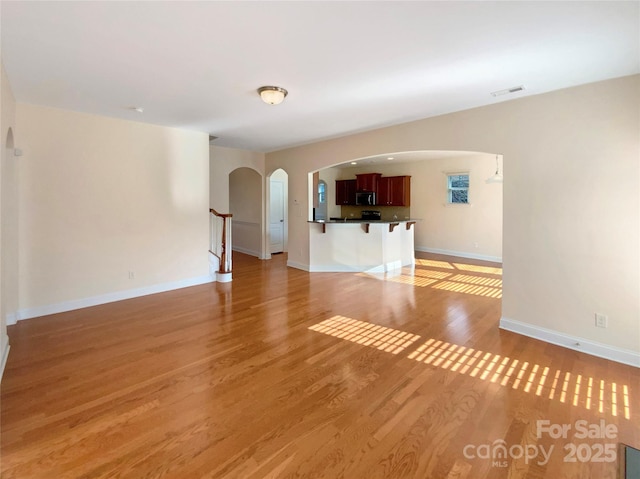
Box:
269;169;288;254
229;167;262;258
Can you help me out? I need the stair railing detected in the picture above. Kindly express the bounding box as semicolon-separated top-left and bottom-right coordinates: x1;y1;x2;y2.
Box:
209;208;232;277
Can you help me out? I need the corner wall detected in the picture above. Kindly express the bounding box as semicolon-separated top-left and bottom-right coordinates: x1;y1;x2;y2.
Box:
16;104;210;318
266;75;640;365
0;63;17;377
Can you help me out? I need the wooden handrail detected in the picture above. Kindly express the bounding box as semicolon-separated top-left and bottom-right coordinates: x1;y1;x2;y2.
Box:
209;209;233;274
210;208;233;218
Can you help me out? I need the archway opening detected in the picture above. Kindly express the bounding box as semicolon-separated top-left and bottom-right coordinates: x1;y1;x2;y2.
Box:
229;167;263;258
315;150;503;264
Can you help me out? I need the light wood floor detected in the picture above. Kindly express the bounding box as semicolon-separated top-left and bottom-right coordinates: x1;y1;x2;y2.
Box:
1;252;638;478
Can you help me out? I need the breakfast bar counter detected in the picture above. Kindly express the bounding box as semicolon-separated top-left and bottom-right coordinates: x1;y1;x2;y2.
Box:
307;219;416;272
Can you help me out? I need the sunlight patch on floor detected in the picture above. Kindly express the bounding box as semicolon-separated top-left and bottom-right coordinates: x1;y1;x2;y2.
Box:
309;315;420;355
413;269;452;280
415;259;456;269
448;274;502;287
452;263;502;275
432;281;502;298
409;338;630;419
356;258;503;298
309;318;633;420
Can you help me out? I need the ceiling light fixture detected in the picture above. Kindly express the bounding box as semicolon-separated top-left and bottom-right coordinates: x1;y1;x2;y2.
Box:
257;86;288;105
351;162;357;165
486;155;503;183
387;157;395;160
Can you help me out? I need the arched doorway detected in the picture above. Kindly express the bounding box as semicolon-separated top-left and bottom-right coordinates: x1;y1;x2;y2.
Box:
229;167;262;258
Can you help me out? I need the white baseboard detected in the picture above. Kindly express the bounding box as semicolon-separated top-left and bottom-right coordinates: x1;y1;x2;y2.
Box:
216;272;232;283
307;261;409;273
232;245;261;258
0;335;10;383
415;246;502;263
16;275;214;322
500;317;640;368
6;312;19;326
287;260;309;271
308;264;362;273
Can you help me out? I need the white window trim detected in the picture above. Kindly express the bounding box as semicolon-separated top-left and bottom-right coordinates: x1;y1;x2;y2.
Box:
445;171;470;206
442;202;473;207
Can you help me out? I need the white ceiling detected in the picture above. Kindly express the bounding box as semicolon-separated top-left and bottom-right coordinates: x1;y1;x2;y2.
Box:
2;1;638;152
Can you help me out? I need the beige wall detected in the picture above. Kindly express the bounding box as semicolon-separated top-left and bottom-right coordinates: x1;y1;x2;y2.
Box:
333;153;503;261
1;63;18;372
17;104;210;315
267;75;640;358
210;145;264;213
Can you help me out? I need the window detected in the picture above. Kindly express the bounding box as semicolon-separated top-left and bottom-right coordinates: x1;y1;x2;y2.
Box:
447;173;469;204
318;180;326;204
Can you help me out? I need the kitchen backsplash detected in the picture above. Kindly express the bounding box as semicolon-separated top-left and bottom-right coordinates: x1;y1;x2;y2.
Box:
340;205;410;221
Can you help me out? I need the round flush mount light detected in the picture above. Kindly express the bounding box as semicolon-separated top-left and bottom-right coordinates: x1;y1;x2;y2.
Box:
350;162;357;165
257;86;288;105
387;157;394;160
129;106;144;113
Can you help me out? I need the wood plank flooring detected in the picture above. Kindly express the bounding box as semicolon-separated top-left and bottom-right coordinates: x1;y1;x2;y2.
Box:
1;252;638;478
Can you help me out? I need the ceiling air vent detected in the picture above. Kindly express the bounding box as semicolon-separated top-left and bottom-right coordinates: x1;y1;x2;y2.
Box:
490;85;525;97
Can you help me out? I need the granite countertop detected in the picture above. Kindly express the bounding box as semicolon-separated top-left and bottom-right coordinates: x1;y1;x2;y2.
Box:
308;218;418;224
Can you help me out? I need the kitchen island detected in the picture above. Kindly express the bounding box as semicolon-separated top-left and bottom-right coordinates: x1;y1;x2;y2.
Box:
308;219;416;272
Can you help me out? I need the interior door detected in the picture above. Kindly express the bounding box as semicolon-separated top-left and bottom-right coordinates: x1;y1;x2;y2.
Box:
269;180;285;253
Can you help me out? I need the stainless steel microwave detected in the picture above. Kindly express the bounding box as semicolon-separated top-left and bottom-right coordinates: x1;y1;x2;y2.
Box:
355;192;376;206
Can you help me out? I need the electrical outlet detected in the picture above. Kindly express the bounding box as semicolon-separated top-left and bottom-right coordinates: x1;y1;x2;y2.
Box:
128;271;135;280
595;313;608;328
473;242;479;249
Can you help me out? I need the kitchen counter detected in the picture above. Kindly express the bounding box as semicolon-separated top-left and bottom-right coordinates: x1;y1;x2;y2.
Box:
310;218;417;224
308;218;417;234
308;219;416;272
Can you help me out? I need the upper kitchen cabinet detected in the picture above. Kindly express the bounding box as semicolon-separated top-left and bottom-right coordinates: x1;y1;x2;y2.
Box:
378;176;411;206
335;179;357;205
355;173;381;192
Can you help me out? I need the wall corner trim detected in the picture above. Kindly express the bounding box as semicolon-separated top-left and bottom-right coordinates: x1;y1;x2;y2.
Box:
0;336;10;383
16;275;214;322
499;317;640;368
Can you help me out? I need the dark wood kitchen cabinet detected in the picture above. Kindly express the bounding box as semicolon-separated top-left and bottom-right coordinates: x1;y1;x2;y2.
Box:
335;179;356;205
355;173;381;192
377;176;411;206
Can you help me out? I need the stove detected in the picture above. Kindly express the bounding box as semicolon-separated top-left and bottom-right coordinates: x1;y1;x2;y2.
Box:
361;210;381;221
